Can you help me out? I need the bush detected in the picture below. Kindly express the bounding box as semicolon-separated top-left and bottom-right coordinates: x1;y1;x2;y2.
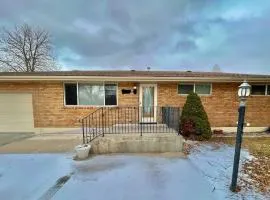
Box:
180;92;212;140
181;118;195;137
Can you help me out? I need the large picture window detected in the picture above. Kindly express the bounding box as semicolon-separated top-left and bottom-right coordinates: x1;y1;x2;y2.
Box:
78;83;104;105
178;83;211;95
64;83;117;106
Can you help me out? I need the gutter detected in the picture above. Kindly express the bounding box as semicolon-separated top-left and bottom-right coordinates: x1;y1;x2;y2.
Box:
0;76;269;82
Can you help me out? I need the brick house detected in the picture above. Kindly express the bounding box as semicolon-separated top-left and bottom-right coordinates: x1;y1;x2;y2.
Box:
0;70;269;134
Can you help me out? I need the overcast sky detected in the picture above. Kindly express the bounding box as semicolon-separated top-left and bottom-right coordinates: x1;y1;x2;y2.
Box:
1;0;270;74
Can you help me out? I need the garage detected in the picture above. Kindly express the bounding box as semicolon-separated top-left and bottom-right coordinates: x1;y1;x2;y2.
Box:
0;93;34;132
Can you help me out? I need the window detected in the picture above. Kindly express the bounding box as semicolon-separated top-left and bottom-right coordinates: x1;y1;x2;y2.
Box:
64;83;117;106
78;83;104;105
251;85;266;95
195;84;211;95
178;83;211;95
178;84;194;95
267;85;270;95
105;84;117;105
65;83;77;105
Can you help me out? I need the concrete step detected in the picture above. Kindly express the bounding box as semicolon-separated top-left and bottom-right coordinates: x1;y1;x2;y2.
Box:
104;127;178;134
85;124;179;135
113;123;169;128
104;123;177;133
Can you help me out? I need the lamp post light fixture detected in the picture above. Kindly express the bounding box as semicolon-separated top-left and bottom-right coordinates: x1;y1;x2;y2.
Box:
230;80;251;192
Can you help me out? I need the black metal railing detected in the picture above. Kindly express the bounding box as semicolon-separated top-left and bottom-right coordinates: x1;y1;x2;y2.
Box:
80;107;104;144
80;106;180;144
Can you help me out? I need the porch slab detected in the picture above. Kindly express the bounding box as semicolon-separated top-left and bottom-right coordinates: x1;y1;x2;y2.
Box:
90;133;184;154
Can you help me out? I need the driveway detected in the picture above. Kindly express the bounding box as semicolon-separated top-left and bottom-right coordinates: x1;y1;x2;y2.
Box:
0;132;34;146
0;154;217;200
1;144;267;200
0;134;81;153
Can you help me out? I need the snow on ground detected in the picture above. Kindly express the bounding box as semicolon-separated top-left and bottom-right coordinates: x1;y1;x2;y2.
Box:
0;154;72;200
188;143;267;200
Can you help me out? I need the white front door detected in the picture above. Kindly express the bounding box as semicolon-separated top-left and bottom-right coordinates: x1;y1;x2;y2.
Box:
139;84;157;123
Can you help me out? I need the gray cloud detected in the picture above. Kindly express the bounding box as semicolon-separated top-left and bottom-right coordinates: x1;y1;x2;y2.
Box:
0;0;270;73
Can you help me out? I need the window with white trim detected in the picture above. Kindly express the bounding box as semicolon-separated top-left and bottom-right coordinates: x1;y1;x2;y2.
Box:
195;84;211;95
251;84;269;96
178;83;211;95
65;83;77;105
64;83;117;106
178;84;194;95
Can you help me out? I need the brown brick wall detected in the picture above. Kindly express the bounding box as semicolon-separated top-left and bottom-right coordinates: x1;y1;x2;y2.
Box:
0;81;269;127
118;82;139;106
0;81;139;128
158;82;270;127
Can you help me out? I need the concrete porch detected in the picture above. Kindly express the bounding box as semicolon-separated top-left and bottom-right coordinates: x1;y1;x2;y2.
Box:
90;133;184;154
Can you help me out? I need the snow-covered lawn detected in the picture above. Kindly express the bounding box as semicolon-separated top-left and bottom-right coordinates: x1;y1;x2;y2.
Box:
188;143;269;200
0;144;268;200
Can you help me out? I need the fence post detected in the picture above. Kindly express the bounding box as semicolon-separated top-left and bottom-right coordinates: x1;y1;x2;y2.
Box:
82;119;85;144
102;107;104;137
140;107;142;136
177;108;180;135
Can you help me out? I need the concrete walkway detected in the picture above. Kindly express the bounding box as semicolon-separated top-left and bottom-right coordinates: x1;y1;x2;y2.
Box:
0;134;82;153
0;132;34;147
0;154;217;200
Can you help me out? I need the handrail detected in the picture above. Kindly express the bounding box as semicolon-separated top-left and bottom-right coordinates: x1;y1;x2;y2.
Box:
81;106;181;144
79;107;103;123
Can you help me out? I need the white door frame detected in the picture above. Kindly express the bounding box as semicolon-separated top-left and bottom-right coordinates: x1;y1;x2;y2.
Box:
139;84;157;122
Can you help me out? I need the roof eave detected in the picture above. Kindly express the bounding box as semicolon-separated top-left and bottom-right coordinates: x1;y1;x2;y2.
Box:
0;76;269;82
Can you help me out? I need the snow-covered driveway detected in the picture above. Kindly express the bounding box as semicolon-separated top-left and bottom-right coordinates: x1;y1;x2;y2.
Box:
0;154;216;200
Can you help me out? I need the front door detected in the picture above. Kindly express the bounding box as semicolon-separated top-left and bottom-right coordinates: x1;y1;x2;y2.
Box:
139;84;157;123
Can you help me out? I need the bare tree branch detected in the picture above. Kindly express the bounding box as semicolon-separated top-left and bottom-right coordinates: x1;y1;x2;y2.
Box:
0;23;60;72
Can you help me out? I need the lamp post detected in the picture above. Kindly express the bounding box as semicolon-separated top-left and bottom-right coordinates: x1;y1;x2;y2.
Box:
230;80;251;192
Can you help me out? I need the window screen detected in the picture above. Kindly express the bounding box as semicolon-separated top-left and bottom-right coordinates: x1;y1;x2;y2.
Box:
251;85;266;95
64;83;77;105
178;84;194;94
195;84;211;95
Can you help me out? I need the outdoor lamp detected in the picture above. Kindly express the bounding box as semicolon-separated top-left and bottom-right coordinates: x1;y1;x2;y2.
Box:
238;81;251;102
230;80;251;192
133;86;137;94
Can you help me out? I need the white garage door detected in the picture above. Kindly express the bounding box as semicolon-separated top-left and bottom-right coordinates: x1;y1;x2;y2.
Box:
0;93;34;132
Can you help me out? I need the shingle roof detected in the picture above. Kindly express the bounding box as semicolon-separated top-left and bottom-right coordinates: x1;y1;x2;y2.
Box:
0;70;270;78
